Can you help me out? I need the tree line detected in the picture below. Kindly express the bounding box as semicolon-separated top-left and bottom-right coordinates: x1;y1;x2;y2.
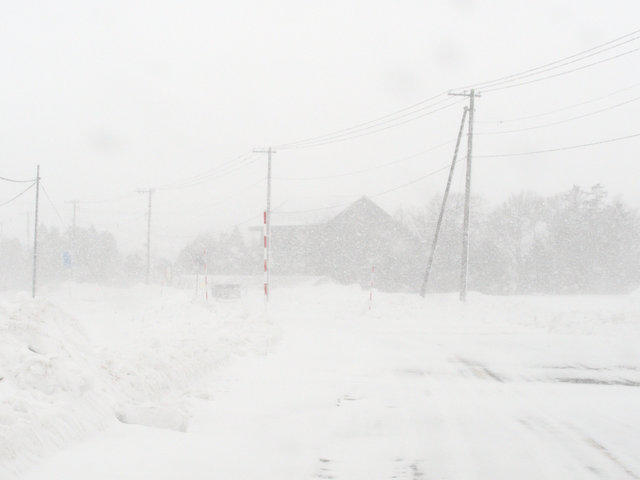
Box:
399;184;640;294
1;184;637;295
0;225;152;290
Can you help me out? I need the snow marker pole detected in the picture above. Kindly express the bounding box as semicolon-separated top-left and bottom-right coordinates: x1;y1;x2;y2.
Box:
263;210;269;303
253;148;275;305
369;265;375;310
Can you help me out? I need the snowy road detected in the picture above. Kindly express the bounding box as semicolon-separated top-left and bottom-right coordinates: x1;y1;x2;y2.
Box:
21;285;640;479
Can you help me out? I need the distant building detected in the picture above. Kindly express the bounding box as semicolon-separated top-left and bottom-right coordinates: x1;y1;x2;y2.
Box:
261;197;423;291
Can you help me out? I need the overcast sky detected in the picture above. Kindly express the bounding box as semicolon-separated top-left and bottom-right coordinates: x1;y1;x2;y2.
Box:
2;0;639;257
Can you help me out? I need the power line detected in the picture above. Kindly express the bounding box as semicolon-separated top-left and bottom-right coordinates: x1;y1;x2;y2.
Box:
471;35;640;92
234;212;264;227
275;95;451;149
40;183;67;228
278;99;463;150
157;154;260;191
155;151;254;191
275;163;451;215
70;205;149;219
370;164;451;198
455;28;640;91
477;81;640;124
484;46;640;93
476;131;640;158
74;156;260;212
274;138;456;180
156;177;266;217
0;175;36;183
80;193;138;204
69;153;258;209
476;95;640;135
273;130;639;223
57;153;258;220
0;182;36;207
9;29;638;248
157;152;252;189
274;27;640;151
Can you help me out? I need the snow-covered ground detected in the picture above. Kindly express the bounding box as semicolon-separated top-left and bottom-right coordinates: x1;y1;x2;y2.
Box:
0;281;274;479
2;280;640;479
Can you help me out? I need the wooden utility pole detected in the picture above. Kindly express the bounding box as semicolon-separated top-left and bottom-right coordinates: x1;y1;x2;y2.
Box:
137;188;154;284
31;165;40;298
449;89;479;302
420;106;469;296
66;200;79;278
66;199;78;231
254;147;275;301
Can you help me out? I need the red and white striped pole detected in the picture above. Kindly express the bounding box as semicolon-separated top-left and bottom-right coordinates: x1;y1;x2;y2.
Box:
369;265;375;310
263;210;269;303
204;248;208;302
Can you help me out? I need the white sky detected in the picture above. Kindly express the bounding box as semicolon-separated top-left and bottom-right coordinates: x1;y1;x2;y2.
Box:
1;0;639;257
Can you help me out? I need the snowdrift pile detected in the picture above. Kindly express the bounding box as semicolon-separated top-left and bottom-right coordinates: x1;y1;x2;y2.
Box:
0;296;111;477
0;284;274;478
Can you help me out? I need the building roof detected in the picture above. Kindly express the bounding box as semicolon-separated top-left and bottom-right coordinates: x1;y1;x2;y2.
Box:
327;196;394;226
251;196;392;229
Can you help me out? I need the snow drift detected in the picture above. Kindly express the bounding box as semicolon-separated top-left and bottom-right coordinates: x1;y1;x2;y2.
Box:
0;284;275;478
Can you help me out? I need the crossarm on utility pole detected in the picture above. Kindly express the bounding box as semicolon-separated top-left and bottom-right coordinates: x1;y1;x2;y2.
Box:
420;106;469;296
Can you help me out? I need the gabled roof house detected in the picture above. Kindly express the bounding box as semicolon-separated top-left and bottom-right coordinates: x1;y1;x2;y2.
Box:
267;197;423;291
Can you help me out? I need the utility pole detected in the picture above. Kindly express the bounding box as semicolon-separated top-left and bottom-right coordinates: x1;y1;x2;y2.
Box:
449;88;480;302
449;89;479;302
66;200;78;231
66;200;79;278
420;106;469;297
31;165;41;298
254;147;275;302
137;188;154;284
203;248;208;302
461;90;475;302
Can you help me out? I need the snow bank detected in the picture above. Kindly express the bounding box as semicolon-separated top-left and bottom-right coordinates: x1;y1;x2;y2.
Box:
0;284;275;478
0;296;112;477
